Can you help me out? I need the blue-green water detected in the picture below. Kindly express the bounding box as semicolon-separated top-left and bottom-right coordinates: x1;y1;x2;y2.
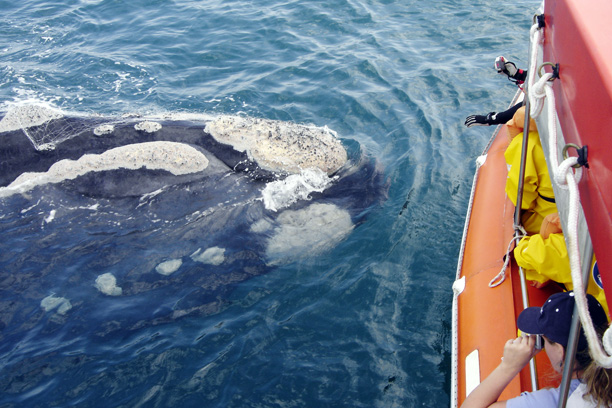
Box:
0;0;537;406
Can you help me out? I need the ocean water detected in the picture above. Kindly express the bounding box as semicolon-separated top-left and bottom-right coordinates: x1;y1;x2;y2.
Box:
0;0;538;407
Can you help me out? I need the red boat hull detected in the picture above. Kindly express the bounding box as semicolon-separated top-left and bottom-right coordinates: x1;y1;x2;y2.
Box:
543;0;612;297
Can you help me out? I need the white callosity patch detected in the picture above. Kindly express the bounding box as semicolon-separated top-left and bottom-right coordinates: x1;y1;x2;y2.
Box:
190;247;225;266
40;294;72;315
93;124;115;136
155;258;183;276
0;103;64;133
253;203;354;265
0;141;209;197
95;273;122;296
262;167;335;212
134;121;162;133
204;116;347;175
0;104;85;151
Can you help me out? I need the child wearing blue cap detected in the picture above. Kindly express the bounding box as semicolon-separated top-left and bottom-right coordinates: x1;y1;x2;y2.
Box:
461;291;610;408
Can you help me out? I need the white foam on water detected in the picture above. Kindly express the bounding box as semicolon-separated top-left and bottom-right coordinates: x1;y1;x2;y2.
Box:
95;273;122;296
190;246;225;266
155;258;182;276
72;203;100;211
254;203;354;266
204;116;347;175
134;121;162;133
40;294;72;315
0;141;209;198
44;209;56;223
262;167;335;212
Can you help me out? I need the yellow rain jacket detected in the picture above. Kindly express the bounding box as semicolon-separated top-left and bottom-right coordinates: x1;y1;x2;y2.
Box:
514;233;609;317
504;131;558;235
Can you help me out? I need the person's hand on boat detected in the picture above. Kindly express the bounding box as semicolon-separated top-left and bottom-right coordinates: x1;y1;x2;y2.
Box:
461;334;541;408
500;335;540;374
464;112;497;127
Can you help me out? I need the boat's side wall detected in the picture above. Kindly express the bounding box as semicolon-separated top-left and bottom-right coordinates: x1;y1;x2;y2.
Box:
543;0;612;297
454;122;560;406
456;125;518;403
455;125;522;403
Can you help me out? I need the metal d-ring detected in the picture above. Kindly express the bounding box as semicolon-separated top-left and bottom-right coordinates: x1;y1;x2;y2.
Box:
562;143;584;168
538;62;558;81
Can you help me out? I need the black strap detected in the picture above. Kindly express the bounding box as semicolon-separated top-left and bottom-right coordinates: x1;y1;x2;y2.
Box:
577;145;589;168
539;193;556;203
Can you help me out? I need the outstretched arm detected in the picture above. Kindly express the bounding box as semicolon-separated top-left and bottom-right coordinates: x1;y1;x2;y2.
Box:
465;103;522;128
461;335;539;408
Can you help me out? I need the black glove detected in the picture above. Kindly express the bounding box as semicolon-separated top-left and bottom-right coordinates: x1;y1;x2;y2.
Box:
465;112;497;127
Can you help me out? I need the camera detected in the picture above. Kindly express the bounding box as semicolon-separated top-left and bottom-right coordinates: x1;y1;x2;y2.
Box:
495;56;507;73
534;334;543;350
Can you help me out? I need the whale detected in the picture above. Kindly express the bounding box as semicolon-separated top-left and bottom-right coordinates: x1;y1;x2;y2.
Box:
0;104;387;337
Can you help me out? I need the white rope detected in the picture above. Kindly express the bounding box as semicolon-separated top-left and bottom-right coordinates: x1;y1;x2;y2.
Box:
561;157;612;368
526;21;612;368
528;24;546;118
489;235;524;287
604;328;612;356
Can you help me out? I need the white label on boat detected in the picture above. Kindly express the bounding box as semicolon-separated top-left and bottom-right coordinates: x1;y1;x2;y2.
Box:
465;349;481;397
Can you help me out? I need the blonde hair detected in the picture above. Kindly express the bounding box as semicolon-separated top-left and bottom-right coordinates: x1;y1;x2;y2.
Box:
580;324;612;407
582;361;612;407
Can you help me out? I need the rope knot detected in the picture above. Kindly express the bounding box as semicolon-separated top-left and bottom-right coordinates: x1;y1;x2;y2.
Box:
554;157;583;188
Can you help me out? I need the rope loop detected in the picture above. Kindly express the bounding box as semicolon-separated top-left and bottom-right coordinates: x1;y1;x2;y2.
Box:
488;268;507;288
562;143;589;169
529;73;552;118
489;235;524;288
554;156;583;188
563;143;589;169
538;62;559;81
532;74;552;97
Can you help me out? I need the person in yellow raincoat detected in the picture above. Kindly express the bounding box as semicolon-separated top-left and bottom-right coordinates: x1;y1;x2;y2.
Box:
514;212;609;317
504;106;558;235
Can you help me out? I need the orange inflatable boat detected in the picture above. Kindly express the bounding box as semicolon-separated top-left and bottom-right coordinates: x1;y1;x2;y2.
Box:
451;100;561;406
452;0;612;406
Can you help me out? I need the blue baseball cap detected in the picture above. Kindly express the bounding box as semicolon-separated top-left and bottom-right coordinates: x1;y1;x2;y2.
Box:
517;291;608;351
